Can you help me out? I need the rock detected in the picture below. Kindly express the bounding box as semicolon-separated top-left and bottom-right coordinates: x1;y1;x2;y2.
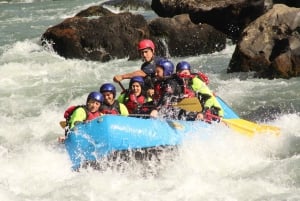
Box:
273;0;300;8
75;5;115;17
228;4;300;79
42;6;226;61
149;14;226;57
42;12;150;61
151;0;265;41
102;0;152;10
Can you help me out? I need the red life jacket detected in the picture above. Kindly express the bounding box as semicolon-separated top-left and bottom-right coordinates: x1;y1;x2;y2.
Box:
125;93;147;114
177;72;209;85
100;101;120;115
153;82;162;103
193;72;209;85
182;83;196;98
176;74;196;98
64;105;100;123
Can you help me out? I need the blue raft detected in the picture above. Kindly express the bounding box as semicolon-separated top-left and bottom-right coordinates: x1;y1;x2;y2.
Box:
64;97;240;170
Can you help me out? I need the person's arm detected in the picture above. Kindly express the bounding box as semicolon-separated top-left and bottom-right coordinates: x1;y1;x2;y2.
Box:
113;70;146;82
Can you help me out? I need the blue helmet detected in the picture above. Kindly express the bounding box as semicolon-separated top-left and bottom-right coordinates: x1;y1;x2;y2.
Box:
99;83;116;98
87;91;103;103
129;76;144;88
156;59;174;76
176;61;191;72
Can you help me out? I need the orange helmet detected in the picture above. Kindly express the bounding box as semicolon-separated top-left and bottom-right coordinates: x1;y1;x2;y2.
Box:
138;39;155;51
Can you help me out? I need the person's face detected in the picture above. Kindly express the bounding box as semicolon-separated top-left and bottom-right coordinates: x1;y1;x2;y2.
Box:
102;92;114;105
131;82;142;96
155;66;164;79
178;69;191;76
140;48;154;62
87;99;101;113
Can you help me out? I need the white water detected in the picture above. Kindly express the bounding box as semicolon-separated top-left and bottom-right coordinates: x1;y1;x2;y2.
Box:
0;1;300;200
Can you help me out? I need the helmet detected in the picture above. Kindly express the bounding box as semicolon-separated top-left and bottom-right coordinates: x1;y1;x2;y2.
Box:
87;91;103;103
156;59;174;76
138;39;155;51
99;83;116;98
129;76;144;88
176;61;191;72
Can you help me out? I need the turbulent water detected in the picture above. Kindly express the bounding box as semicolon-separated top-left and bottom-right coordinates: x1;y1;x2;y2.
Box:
0;0;300;200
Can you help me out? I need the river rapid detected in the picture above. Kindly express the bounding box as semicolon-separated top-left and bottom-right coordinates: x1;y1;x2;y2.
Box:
0;0;300;200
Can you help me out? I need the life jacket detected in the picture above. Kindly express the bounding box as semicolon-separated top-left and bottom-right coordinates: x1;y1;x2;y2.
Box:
176;74;196;98
64;105;100;125
124;92;149;114
192;72;209;85
100;101;121;115
64;105;87;122
153;82;163;103
177;72;209;85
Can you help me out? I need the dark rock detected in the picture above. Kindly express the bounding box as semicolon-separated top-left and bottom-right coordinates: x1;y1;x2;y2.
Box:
149;14;226;57
102;0;152;10
273;0;300;7
244;105;282;122
42;6;226;62
151;0;265;41
228;4;300;79
42;12;150;61
75;5;115;17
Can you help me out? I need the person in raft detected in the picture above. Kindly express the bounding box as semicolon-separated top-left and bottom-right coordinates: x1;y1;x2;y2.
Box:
117;76;156;118
58;91;104;143
175;61;224;121
150;58;185;119
113;39;163;96
99;83;129;115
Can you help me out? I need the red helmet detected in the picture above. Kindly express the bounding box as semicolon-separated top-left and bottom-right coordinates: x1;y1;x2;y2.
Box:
138;39;155;51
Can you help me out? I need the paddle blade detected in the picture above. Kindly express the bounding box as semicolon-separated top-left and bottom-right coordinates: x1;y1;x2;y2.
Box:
59;121;67;129
175;98;202;112
222;118;280;137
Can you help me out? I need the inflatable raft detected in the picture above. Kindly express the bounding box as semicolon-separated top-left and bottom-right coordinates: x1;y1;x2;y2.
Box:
64;97;280;170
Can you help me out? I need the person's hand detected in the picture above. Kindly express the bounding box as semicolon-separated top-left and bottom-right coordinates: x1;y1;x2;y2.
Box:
58;136;66;143
196;112;204;120
204;109;212;121
150;109;158;118
147;89;154;97
113;75;123;82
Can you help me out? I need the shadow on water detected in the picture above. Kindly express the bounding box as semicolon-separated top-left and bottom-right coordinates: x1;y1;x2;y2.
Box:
80;146;178;177
244;105;282;122
276;135;300;159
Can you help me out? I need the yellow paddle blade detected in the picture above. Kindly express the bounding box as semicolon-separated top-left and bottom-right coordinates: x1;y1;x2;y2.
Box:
222;118;280;137
59;121;67;129
175;97;202;112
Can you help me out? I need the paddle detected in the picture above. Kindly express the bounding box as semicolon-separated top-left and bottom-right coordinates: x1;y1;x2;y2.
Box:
184;98;280;136
118;81;126;92
59;120;67;129
173;97;202;112
204;112;280;136
221;118;280;136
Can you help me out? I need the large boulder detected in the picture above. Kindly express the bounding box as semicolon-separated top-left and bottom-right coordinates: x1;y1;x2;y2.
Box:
273;0;300;7
102;0;152;10
228;4;300;79
42;6;226;61
42;11;150;61
149;14;226;57
75;5;116;17
151;0;265;41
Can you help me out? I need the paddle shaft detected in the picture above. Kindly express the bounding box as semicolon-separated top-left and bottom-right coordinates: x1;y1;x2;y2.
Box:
118;81;126;92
